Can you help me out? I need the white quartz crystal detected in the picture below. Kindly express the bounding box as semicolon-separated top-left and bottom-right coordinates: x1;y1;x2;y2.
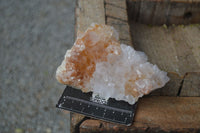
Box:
87;44;169;104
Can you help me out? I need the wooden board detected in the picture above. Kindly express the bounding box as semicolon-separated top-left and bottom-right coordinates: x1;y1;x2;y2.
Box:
130;22;200;96
105;0;126;9
75;0;105;32
80;96;200;133
105;4;128;21
180;72;200;96
127;0;200;25
105;0;133;46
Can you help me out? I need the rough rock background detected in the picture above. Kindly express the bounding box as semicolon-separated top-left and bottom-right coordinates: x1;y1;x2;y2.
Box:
0;0;75;132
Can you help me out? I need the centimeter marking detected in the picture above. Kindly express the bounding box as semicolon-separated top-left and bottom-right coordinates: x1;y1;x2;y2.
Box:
63;96;133;114
58;95;133;124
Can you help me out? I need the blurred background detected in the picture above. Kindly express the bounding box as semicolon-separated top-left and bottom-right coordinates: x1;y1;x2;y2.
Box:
0;0;75;132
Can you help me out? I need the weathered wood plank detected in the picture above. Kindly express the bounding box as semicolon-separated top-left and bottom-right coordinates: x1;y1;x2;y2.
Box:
171;26;200;75
80;97;200;133
75;0;105;32
105;0;133;46
179;24;200;65
129;22;200;96
138;1;157;24
180;72;200;96
169;2;200;25
105;0;126;9
107;17;133;46
127;0;200;25
70;113;86;133
130;23;200;75
105;4;128;21
152;1;170;25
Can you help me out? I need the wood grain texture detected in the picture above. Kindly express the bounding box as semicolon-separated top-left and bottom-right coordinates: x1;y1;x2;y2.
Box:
70;113;86;133
130;22;200;96
180;72;200;96
105;4;128;21
80;97;200;133
127;0;200;25
75;0;105;32
105;0;133;46
107;17;133;46
105;0;126;9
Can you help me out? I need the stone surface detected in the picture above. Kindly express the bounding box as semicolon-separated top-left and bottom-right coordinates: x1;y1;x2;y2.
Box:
56;24;169;104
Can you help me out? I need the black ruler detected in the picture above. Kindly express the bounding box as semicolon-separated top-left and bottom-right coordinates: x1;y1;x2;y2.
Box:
56;86;137;126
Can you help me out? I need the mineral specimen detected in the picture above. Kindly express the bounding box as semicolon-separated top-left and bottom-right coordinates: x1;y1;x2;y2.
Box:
56;24;169;104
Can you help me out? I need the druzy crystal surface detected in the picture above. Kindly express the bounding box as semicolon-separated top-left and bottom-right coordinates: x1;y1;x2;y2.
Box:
56;24;169;104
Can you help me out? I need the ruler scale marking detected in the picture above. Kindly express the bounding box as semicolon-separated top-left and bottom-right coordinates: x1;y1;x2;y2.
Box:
56;86;137;125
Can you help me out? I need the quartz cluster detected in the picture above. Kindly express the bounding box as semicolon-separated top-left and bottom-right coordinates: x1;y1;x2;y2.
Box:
56;24;169;104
